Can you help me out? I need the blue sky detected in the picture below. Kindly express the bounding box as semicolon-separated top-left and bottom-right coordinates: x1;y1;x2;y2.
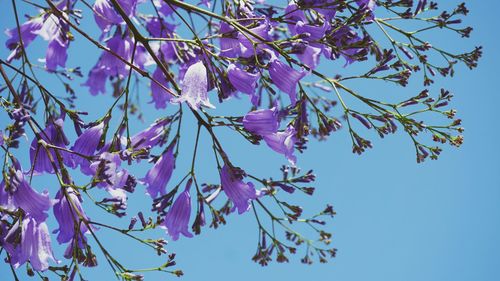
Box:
0;1;499;281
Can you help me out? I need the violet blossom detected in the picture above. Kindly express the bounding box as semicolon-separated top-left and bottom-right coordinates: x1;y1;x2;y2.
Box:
174;61;214;110
163;180;193;241
220;164;259;214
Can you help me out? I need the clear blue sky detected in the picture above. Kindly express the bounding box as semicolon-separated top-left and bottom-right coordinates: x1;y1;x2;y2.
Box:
1;1;498;281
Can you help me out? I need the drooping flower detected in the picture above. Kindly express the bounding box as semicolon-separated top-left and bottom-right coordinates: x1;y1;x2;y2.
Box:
174;61;214;110
2;217;58;271
53;188;90;244
93;0;140;33
141;143;176;199
218;22;240;58
268;58;307;105
295;43;323;69
71;121;105;168
227;64;260;105
263;126;297;165
82;64;108;95
131;118;171;150
29;119;71;174
99;32;133;77
0;167;51;222
220;164;259;214
150;67;173;109
243;107;279;136
162;180;193;241
35;14;70;70
5;17;43;62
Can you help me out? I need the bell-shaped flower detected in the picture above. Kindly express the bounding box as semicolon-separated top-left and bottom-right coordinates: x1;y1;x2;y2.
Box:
0;167;51;222
93;0;140;33
227;64;260;105
131;118;171;150
268;58;307;105
3;216;58;271
263;126;297;165
243;107;279;136
174;61;215;110
141;143;176;199
29;119;71;174
53;188;90;244
71;122;105;168
163;180;193;241
220;164;259;214
150;67;173;109
5;17;43;62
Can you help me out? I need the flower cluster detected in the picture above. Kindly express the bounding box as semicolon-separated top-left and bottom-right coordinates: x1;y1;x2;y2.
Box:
0;0;480;280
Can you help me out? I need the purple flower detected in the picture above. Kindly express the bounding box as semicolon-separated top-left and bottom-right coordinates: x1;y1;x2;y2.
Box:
82;65;108;95
29;119;71;174
150;67;173;109
162;180;193;241
219;22;240;58
5;17;43;62
71;122;105;168
131;118;171;150
227;64;260;105
35;14;70;70
174;61;214;110
46;39;68;70
268;58;307;105
0;168;51;222
53;188;90;244
238;21;272;58
296;44;323;69
141;144;176;199
243;107;279;135
263;126;297;165
3;217;58;271
100;32;133;77
220;165;259;214
93;0;140;32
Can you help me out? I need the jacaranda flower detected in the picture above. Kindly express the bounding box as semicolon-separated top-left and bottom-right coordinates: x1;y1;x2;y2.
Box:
3;216;58;271
131;118;171;150
227;64;260;105
0;167;51;222
71;121;105;168
142;143;176;198
29;118;71;174
5;17;43;62
150;67;173;109
268;58;307;105
243;107;279;136
174;61;214;110
53;188;90;244
220;164;259;214
263;126;297;165
163;179;193;241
